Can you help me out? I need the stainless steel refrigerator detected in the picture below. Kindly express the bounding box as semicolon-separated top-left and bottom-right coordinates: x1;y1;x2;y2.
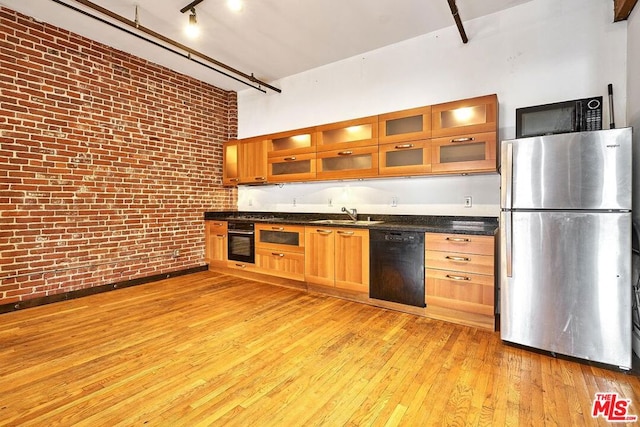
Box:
499;128;633;369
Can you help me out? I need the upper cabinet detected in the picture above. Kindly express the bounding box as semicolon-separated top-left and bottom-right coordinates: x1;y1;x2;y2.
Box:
315;117;379;180
267;128;317;183
315;116;378;151
431;94;498;138
223;137;268;186
222;94;498;185
378;106;432;144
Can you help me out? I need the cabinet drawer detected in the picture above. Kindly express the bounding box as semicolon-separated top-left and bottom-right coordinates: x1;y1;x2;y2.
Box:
425;250;493;275
255;248;305;281
425;233;494;255
426;268;494;316
256;224;305;253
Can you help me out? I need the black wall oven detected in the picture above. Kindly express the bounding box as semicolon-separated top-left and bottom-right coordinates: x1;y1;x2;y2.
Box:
227;221;255;264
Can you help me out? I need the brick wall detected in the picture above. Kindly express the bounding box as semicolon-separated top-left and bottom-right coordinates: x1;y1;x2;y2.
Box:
0;7;238;305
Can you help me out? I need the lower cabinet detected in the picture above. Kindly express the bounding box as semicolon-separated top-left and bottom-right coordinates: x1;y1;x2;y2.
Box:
304;227;369;293
255;224;306;281
205;221;227;268
425;232;495;327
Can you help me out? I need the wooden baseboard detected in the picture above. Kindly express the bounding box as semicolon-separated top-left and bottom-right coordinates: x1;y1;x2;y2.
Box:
0;265;208;314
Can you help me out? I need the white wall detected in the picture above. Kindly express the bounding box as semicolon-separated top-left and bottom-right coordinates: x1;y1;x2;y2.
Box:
236;0;627;216
629;6;640;226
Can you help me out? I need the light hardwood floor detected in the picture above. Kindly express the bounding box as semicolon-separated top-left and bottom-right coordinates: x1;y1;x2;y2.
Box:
1;271;639;426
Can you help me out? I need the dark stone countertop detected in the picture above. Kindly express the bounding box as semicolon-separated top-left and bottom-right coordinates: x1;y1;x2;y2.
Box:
204;211;498;236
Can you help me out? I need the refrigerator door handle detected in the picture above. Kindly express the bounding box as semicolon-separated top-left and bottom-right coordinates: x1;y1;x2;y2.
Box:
505;211;513;277
505;142;513;209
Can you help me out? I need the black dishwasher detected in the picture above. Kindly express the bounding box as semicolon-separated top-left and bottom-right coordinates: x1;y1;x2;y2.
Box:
369;230;425;308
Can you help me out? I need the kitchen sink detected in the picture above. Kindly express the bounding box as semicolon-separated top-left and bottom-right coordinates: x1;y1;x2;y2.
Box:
309;219;385;225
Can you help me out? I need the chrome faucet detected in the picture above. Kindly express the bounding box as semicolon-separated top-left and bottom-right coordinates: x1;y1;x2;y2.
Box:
341;206;358;221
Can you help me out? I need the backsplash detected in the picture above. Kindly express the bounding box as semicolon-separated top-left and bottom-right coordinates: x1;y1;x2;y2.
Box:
237;174;500;217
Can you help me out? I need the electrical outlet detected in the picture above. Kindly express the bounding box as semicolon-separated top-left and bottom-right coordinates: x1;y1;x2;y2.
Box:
391;196;398;207
293;198;297;207
464;196;472;208
328;198;333;207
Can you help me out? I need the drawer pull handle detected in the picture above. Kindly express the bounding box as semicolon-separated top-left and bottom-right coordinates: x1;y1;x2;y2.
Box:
451;137;474;143
445;255;470;262
317;229;333;234
254;176;266;181
446;274;471;281
445;237;470;242
271;227;285;231
337;231;354;236
284;156;297;161
229;178;239;182
272;252;285;257
235;263;246;268
394;143;414;149
216;234;225;238
338;150;353;156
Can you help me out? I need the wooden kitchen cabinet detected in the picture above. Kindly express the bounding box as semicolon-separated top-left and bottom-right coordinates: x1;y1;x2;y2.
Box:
378;139;431;176
255;224;305;281
267;128;317;182
378;106;431;144
223;138;268;186
431;94;498;138
431;131;497;174
222;141;240;186
425;232;495;330
205;221;228;268
315;116;378;152
305;227;369;293
315;146;379;180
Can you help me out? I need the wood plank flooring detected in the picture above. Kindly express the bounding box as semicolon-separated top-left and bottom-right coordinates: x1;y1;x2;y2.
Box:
1;271;639;426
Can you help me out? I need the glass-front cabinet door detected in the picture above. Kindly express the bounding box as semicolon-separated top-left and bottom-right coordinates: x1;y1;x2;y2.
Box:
267;128;316;182
378;106;431;144
431;132;497;174
315;146;379;180
431;94;498;138
315;116;378;152
378;139;431;177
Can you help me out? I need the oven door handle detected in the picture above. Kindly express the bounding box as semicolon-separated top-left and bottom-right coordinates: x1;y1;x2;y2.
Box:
228;230;255;235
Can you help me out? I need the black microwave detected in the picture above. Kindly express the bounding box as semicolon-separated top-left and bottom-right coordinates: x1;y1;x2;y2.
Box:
515;96;603;138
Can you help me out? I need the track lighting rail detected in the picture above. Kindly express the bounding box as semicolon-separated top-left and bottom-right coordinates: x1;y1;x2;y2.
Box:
51;0;281;93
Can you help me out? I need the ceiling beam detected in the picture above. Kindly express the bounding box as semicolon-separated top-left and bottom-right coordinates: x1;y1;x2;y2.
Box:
613;0;638;21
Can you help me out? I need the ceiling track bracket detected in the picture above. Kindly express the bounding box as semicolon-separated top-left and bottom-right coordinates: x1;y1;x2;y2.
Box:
447;0;468;44
51;0;281;93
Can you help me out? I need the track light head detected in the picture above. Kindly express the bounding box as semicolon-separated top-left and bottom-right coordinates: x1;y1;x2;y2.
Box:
185;7;200;38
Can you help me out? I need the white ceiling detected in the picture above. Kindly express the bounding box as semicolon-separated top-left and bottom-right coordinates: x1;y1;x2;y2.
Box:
1;0;535;93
